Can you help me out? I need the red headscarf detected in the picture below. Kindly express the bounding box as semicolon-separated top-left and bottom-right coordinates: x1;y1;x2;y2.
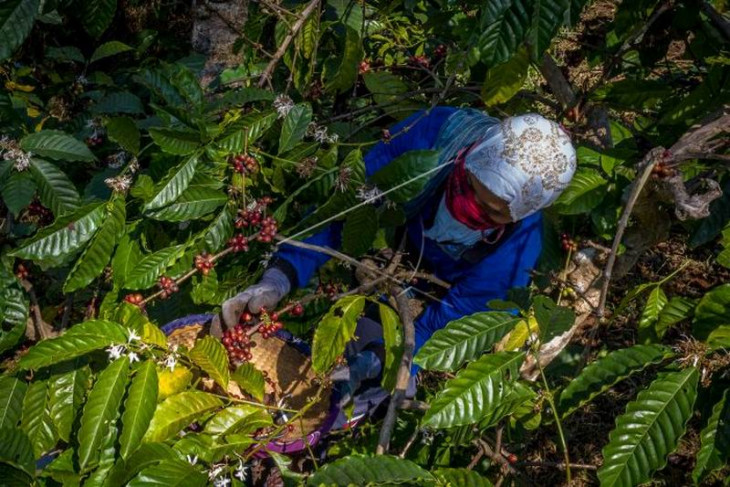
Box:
445;144;505;239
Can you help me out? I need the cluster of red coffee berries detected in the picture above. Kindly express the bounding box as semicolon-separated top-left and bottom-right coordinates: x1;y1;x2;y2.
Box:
235;197;274;229
194;252;215;275
230;153;259;174
561;233;578;252
359;60;371;74
651;152;676;179
257;216;278;243
408;55;430;69
26;201;53;226
222;324;253;363
86;135;103;147
228;234;249;252
258;309;283;339
15;263;29;280
506;453;518;464
124;293;144;307
290;302;304;316
317;281;342;299
157;275;179;298
433;44;447;58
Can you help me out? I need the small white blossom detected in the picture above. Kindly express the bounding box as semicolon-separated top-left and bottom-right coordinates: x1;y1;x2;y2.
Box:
127;351;140;363
76;75;88;86
273;94;294;119
106;344;125;361
12;150;32;171
86;117;103;130
106;152;128;169
356;185;385;204
104;174;133;194
0;137;33;171
128;157;140;173
234;461;248;481
163;354;177;371
334;166;352;193
127;328;141;343
186;455;198;465
313;126;329;143
260;252;273;267
208;464;226;481
213;477;230;487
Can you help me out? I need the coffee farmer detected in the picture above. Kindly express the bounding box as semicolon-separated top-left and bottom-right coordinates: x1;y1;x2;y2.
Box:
214;107;576;405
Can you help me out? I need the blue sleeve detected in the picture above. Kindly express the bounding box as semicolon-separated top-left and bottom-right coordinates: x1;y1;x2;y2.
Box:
274;107;458;289
364;106;457;178
412;213;544;374
271;222;343;289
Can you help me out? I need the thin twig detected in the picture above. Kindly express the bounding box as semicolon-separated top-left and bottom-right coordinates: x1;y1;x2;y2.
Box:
60;294;74;330
257;0;321;87
20;278;54;339
376;285;415;454
398;428;420;459
274;235;450;306
518;460;597;471
596;147;663;317
398;399;429;411
467;449;485;470
476;438;519;478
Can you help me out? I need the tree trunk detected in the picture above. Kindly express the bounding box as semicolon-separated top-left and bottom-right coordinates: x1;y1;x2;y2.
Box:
192;0;250;87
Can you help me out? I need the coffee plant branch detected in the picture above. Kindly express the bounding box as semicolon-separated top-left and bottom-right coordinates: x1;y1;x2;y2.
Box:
19;277;55;340
376;285;415;454
257;0;322;88
598;111;730;317
701;1;730;41
274;234;451;297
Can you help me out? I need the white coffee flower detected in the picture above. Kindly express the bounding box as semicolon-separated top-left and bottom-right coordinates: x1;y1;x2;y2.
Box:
163;354;177;371
234;461;248;481
106;344;125;361
104;175;133;194
127;328;141;343
127;351;140;363
356;185;384;204
273;94;294;119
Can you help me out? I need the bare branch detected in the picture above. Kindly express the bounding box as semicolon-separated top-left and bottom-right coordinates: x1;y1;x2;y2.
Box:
20;278;55;340
539;53;577;109
596;147;665;318
257;0;321;88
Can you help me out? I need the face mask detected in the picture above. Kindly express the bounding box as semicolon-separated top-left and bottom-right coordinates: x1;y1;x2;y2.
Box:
445;144;503;231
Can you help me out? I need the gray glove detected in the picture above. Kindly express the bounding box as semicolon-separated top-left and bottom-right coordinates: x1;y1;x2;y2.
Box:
213;268;291;332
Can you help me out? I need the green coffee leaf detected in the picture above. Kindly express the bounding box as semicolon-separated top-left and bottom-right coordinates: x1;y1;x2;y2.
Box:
598;368;699;487
143;391;222;443
21;130;95;162
312;295;366;373
188;336;229;389
415;311;520;372
78;356;130;471
120;360;158;459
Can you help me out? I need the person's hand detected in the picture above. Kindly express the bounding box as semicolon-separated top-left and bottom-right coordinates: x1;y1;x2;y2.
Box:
210;268;291;336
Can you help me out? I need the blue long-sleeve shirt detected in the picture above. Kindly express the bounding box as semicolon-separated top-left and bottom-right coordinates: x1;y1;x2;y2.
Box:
273;107;543;358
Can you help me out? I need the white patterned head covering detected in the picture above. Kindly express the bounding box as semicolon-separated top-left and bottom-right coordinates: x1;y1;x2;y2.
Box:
463;113;576;221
